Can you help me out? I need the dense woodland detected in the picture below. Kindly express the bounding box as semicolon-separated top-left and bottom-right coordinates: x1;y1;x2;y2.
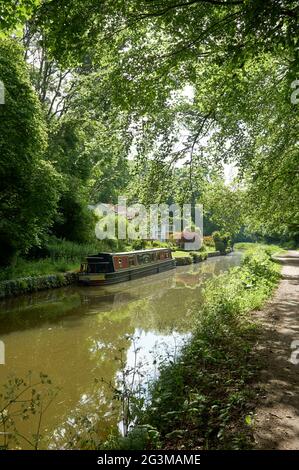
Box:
0;0;298;269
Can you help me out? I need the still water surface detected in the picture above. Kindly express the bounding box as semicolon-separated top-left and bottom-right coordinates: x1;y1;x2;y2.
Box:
0;252;242;448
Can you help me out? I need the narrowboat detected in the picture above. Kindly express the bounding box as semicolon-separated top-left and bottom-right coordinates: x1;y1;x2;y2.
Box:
78;248;176;286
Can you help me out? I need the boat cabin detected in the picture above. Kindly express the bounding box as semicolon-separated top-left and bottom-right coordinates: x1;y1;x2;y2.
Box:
79;248;175;285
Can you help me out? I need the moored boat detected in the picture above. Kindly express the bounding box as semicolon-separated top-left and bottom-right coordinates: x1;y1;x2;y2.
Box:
78;248;176;286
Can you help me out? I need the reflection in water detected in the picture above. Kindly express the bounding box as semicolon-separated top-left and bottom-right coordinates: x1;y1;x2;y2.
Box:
0;252;242;448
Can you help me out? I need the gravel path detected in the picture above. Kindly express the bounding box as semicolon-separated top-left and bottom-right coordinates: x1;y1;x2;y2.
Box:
253;251;299;449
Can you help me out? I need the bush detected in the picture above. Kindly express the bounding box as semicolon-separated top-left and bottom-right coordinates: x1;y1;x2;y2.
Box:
235;242;286;257
203;236;215;248
190;251;208;263
0;272;78;298
131;239;148;250
282;240;297;250
212;231;231;255
174;255;193;266
52;188;96;244
151;240;173;249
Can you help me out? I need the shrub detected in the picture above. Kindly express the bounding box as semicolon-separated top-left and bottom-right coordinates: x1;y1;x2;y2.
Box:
212;231;231;255
0;272;78;298
203;236;215;248
131;239;148;250
190;251;208;263
282;240;297;250
52;188;96;244
174;256;193;266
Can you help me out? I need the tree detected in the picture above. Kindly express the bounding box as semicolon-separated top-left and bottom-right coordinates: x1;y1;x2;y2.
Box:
45;71;131;242
0;38;60;265
31;0;298;238
200;179;245;241
35;1;299;72
2;0;298;248
0;0;38;31
195;54;299;237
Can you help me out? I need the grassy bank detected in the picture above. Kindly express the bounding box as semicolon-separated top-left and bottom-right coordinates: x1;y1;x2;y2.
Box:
172;250;208;265
0;239;214;282
234;242;286;257
0;238;111;297
0;238;131;282
0;239;99;282
0;258;80;282
121;244;281;450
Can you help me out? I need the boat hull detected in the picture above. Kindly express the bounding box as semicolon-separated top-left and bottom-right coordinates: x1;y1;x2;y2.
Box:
78;259;176;286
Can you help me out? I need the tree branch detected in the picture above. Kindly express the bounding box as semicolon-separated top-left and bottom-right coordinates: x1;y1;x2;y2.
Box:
135;0;243;19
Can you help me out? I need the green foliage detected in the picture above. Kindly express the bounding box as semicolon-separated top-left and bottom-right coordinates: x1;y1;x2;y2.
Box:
203;236;215;248
0;38;60;265
0;271;78;298
29;0;298;242
0;0;38;31
173;249;208;264
172;251;193;265
106;425;160;451
44;71;131;243
33;1;299;83
212;231;231;255
150;240;171;249
200;179;245;241
52;189;96;244
234;242;286;257
282;240;298;250
189;251;208;263
0;242;91;282
43;237;100;262
1;0;297;266
0;236;136;285
130;239;148;251
140;244;280;449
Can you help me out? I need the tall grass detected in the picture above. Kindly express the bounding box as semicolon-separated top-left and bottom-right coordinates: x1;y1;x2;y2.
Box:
0;258;79;282
45;238;101;262
235;242;286;257
0;237;128;281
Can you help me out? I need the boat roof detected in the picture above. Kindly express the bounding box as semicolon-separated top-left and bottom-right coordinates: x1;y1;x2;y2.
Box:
87;248;171;257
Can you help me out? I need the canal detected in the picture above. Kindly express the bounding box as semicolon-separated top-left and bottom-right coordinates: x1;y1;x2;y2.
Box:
0;252;242;449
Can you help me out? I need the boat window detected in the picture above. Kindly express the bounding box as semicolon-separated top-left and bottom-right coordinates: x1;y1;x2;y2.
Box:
88;263;96;273
128;256;136;266
88;262;110;273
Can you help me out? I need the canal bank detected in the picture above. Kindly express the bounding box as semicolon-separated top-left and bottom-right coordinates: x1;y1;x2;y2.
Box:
0;251;227;299
0;271;78;300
